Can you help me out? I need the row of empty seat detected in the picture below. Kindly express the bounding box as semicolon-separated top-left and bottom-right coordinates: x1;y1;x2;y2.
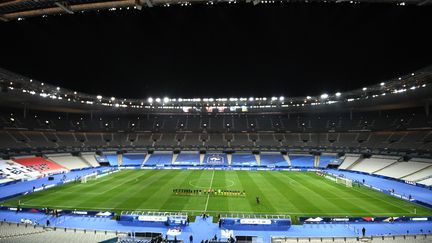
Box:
348;156;400;174
0;159;41;183
0;153;104;184
272;235;431;243
2;107;431;132
0;223;118;243
45;154;92;170
101;152;335;168
338;156;432;186
13;157;68;175
1;130;431;151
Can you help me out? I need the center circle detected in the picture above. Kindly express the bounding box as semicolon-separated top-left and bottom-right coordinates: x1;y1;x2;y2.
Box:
189;178;235;189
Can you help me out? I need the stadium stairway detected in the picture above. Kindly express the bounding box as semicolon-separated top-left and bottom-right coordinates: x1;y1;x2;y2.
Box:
80;153;101;167
79;156;95;168
255;154;260;165
401;165;432;182
142;154;151;167
372;160;400;175
283;154;291;167
338;155;361;170
344;157;365;170
172;153;178;164
199;153;205;164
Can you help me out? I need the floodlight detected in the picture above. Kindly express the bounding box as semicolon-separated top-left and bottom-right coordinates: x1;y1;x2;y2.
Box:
320;93;329;99
335;92;341;97
96;95;102;100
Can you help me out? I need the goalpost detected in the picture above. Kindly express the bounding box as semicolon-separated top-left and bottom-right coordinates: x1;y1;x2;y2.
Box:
322;172;353;188
336;176;353;188
81;173;97;183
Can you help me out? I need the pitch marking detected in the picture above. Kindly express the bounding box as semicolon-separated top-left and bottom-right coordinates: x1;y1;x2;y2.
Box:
204;170;215;212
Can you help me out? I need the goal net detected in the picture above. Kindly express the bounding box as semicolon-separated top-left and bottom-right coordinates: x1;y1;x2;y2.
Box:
81;173;97;183
336;177;353;188
323;172;353;188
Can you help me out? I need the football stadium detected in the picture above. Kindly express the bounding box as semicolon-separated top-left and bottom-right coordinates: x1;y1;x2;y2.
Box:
1;1;432;243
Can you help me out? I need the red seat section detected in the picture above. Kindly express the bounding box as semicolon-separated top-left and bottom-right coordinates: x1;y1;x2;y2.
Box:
14;157;68;175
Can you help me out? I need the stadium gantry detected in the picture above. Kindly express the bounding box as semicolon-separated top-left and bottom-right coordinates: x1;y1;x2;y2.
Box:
0;0;432;21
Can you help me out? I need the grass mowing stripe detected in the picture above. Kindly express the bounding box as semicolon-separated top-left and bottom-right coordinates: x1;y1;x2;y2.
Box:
254;172;299;212
132;170;185;210
227;171;258;213
350;186;418;213
260;172;306;212
22;170;132;205
295;173;372;214
239;171;278;213
289;173;350;212
160;170;204;211
307;173;421;215
315;176;400;214
79;170;157;209
127;170;177;210
207;170;230;213
4;170;432;220
269;172;325;214
208;170;251;213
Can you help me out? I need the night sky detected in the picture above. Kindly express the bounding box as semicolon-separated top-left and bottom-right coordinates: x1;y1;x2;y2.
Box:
0;3;431;99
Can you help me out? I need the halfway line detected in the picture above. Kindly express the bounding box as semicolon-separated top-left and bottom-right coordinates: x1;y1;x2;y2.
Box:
204;170;215;212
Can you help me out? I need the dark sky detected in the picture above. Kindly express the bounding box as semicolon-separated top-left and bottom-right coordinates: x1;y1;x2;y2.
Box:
0;3;431;99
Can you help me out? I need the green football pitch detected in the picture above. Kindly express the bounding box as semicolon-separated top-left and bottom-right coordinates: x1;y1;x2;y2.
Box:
4;170;432;222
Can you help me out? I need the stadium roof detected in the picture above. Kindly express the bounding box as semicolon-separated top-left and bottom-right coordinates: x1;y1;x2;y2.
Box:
0;0;431;21
1;65;431;114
